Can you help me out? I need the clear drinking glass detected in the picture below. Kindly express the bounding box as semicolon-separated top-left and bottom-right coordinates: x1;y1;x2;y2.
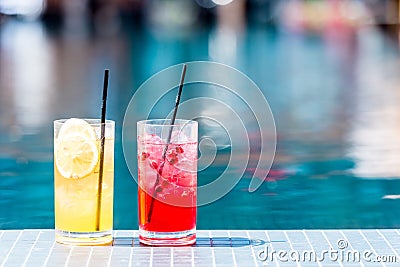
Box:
54;118;114;245
137;119;198;246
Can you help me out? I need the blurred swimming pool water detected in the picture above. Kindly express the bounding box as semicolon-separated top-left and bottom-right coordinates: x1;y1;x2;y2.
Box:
1;19;400;229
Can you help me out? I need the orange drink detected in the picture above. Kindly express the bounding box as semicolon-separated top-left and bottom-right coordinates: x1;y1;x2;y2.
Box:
54;118;114;245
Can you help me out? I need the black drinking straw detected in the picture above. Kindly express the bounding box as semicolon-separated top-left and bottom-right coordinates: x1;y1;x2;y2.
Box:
96;69;109;231
147;64;187;223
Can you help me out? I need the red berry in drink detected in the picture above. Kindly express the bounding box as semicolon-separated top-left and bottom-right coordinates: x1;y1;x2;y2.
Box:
162;179;169;187
155;185;163;193
150;161;158;170
141;152;150;160
168;157;178;165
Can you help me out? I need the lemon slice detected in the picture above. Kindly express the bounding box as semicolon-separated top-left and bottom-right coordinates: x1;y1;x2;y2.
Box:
55;119;99;179
58;118;97;141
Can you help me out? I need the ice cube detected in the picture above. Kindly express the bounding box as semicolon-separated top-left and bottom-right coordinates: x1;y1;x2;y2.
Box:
142;134;163;160
170;130;189;144
180;143;197;161
143;134;163;144
174;158;196;173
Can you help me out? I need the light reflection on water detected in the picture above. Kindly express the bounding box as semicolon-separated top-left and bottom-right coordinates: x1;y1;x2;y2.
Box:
346;34;400;178
1;21;54;132
0;19;400;229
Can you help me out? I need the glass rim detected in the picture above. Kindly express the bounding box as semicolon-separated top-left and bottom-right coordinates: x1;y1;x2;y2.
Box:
54;118;115;126
137;119;197;127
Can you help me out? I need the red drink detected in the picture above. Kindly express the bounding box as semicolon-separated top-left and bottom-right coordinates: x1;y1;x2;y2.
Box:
138;188;196;232
137;119;197;246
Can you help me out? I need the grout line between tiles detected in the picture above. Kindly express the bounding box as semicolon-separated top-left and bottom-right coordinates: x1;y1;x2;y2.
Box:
209;230;216;267
128;246;133;266
283;230;301;267
191;246;195;267
86;247;93;267
376;229;400;263
22;230;41;267
107;246;114;267
0;230;23;267
64;245;74;267
246;230;259;266
302;230;322;267
43;241;56;267
358;230;386;267
227;230;238;267
321;230;344;267
338;230;362;267
264;230;280;267
170;247;173;267
149;247;153;267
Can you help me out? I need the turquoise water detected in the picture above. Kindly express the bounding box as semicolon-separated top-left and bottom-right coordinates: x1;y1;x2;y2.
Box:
1;19;400;229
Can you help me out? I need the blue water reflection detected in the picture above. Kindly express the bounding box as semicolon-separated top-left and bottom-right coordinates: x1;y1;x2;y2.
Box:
0;18;400;229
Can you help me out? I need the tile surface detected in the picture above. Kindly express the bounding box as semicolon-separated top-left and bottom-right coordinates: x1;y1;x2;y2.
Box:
0;230;399;266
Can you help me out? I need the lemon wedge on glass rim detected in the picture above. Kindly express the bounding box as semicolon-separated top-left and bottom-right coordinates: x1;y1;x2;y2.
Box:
55;118;99;179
